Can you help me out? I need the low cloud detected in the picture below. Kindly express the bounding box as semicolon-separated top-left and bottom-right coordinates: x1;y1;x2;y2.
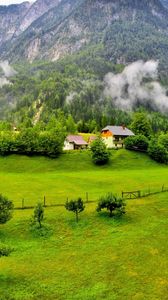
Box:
0;60;17;77
0;60;17;87
65;92;77;104
104;60;168;113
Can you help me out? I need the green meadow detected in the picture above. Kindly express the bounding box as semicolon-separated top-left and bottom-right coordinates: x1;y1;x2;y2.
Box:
0;149;167;207
0;150;168;300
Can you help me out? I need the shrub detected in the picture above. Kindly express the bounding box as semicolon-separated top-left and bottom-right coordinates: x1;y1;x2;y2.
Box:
0;194;14;224
65;198;85;222
124;135;149;151
148;141;168;164
90;136;110;165
97;193;126;217
0;243;13;257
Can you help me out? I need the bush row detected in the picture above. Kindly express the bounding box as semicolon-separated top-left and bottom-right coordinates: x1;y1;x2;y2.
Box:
0;129;65;157
125;134;168;164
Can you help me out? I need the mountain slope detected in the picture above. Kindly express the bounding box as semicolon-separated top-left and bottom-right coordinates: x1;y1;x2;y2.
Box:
14;0;63;35
1;0;168;71
0;0;64;54
0;2;31;49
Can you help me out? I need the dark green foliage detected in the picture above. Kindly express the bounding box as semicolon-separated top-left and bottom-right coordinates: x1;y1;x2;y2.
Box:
131;113;152;137
97;193;126;217
90;136;110;165
0;243;13;257
0;132;14;155
15;128;39;155
125;135;149;152
38;131;65;158
66;114;77;134
65;198;85;222
33;203;44;228
158;133;168;151
30;223;53;238
0;128;65;157
0;194;13;224
148;140;168;163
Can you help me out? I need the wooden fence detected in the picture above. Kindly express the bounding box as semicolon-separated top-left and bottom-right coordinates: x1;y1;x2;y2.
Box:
13;184;168;210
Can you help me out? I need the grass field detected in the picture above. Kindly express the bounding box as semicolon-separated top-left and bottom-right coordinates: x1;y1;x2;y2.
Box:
0;150;168;300
0;149;167;207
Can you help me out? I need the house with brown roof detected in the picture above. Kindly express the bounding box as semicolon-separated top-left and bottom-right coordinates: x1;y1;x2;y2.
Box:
101;126;134;148
64;135;88;150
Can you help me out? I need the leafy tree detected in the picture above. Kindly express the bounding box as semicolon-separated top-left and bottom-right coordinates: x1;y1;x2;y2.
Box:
66;114;77;133
0;194;14;224
15;128;39;154
90;136;110;165
97;193;126;217
65;198;85;222
124;135;149;151
131;113;152;137
33;203;44;228
38;130;65;157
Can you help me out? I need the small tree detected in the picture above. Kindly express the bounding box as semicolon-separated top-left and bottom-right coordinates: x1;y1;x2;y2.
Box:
65;198;85;222
90;136;110;165
33;203;44;228
0;194;13;224
97;193;126;217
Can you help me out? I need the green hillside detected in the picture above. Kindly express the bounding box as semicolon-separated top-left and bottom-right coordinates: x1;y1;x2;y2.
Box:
0;149;167;208
0;150;167;299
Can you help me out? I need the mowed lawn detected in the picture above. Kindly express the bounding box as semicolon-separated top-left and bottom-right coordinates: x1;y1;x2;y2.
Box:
0;192;168;300
0;150;168;299
0;149;167;207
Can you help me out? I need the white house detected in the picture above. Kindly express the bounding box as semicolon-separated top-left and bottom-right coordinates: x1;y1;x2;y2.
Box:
64;135;88;150
101;125;134;148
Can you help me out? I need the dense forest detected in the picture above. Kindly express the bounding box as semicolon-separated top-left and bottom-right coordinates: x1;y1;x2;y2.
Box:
0;48;168;135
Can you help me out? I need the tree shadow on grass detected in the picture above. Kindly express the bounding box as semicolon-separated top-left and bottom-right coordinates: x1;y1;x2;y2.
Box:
0;274;35;300
95;210;135;227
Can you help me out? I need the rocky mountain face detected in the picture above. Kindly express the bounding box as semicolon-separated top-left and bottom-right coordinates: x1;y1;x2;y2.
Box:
0;2;31;49
1;0;168;73
0;0;65;55
14;0;62;35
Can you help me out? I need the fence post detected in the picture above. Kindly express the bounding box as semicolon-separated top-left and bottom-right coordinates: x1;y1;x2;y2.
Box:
162;185;164;192
138;191;141;198
122;192;123;198
44;195;46;207
22;199;24;209
86;192;89;203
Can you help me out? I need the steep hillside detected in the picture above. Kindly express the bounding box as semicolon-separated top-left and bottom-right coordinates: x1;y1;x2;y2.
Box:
0;2;31;49
1;0;168;76
1;0;84;62
0;0;65;54
14;0;63;35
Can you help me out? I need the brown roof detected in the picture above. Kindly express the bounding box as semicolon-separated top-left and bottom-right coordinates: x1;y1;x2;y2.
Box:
66;135;88;145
